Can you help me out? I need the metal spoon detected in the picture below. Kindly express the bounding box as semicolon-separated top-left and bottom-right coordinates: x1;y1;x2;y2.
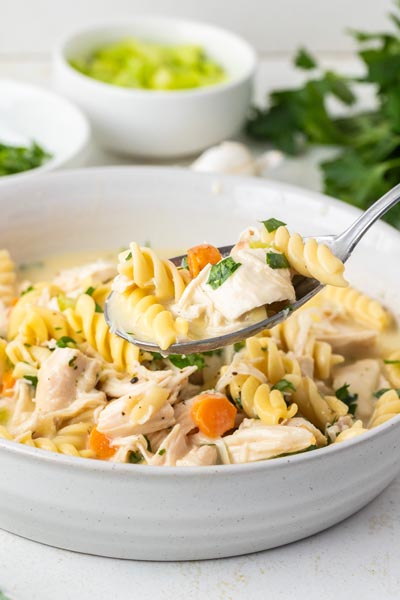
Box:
105;183;400;355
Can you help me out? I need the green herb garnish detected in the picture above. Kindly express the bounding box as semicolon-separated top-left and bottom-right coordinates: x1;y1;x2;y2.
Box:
144;435;152;452
266;251;290;269
68;356;78;369
261;218;286;232
246;7;400;228
21;285;34;296
85;286;96;296
56;336;77;349
335;383;358;415
272;379;296;393
94;302;103;313
23;375;38;388
0;141;52;176
128;450;142;464
384;359;400;365
207;257;241;290
125;251;132;261
158;448;166;456
168;353;205;370
374;388;400;398
233;341;245;353
57;294;76;311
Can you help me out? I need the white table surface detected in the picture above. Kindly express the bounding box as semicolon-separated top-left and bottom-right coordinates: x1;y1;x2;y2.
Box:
1;56;399;600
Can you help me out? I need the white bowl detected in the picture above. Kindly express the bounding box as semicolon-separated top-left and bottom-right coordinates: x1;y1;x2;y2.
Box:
53;18;256;158
0;80;90;183
0;167;399;561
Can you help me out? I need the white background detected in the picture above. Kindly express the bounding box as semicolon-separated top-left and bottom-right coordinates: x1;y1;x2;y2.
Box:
0;0;394;57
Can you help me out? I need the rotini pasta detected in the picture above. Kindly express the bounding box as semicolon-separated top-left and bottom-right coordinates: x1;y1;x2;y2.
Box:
369;390;400;428
65;293;140;371
118;243;187;301
0;220;397;466
262;225;347;287
322;285;390;331
0;250;16;307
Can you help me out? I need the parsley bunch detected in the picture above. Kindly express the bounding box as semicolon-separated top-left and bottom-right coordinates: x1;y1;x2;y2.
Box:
0;141;51;176
246;2;400;228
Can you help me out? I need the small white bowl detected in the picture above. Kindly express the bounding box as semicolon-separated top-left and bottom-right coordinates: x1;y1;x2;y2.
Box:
0;80;90;183
53;17;256;158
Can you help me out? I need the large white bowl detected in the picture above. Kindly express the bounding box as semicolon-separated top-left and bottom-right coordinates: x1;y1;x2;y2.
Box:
0;80;90;183
53;18;256;158
0;167;399;561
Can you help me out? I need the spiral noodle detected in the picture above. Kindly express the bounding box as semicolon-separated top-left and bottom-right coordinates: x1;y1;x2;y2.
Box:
322;285;390;331
335;420;368;443
5;339;52;378
289;376;348;430
16;422;95;458
7;283;63;340
271;314;344;380
228;374;297;425
369;390;400;428
265;226;347;287
0;250;16;307
245;336;301;383
119;288;188;350
65;294;140;371
15;306;72;345
118;243;187;301
382;351;400;389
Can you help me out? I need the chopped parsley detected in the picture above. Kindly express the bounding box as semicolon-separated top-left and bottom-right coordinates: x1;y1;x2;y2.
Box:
272;378;296;393
168;353;205;370
233;341;245;352
158;448;166;456
94;302;103;313
85;286;96;296
335;383;358;415
0;141;52;176
57;294;76;311
261;218;286;233
56;336;77;349
23;375;38;388
374;388;400;399
21;285;34;296
384;359;400;365
128;450;142;463
207;257;241;290
144;435;152;452
266;251;290;269
232;396;243;410
125;251;132;261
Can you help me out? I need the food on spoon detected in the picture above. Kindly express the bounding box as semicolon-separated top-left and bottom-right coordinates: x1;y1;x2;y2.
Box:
70;38;226;90
110;219;347;349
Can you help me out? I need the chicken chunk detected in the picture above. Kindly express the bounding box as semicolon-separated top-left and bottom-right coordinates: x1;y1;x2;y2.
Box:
332;359;381;423
35;348;101;413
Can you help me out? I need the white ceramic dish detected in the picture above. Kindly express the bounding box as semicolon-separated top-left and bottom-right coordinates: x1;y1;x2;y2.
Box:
0;80;90;183
53;17;256;158
0;167;399;561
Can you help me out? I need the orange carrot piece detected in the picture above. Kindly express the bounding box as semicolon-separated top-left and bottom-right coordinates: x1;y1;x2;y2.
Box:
187;244;222;278
1;372;15;395
89;427;116;460
10;297;19;307
191;393;237;439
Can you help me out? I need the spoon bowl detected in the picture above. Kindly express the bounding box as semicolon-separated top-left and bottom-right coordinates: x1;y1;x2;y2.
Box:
106;182;400;354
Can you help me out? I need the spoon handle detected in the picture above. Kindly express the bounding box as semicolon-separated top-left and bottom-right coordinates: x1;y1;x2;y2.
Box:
334;182;400;261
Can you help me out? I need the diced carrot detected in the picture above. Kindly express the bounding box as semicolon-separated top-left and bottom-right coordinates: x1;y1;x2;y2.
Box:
89;427;116;460
187;244;222;278
1;372;15;396
191;393;237;439
10;297;19;307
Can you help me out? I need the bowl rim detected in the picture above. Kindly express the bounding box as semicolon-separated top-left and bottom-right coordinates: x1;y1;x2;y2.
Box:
54;15;257;98
0;78;91;183
1;165;399;477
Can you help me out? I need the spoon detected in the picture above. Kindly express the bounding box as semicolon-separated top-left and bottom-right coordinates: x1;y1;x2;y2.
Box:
105;183;400;355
